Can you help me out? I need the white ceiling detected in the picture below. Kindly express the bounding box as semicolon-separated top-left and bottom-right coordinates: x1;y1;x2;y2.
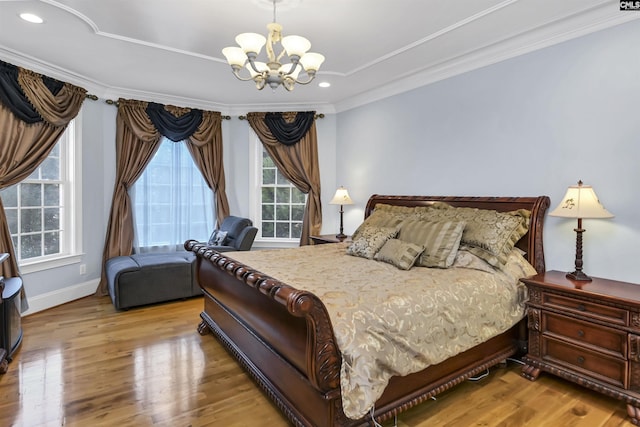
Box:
0;0;637;113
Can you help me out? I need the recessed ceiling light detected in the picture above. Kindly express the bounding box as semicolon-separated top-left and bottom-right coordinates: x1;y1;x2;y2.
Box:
20;13;44;24
318;82;331;88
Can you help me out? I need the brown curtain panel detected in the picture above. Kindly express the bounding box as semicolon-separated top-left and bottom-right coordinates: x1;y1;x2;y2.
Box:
0;66;86;281
247;112;322;246
96;100;229;296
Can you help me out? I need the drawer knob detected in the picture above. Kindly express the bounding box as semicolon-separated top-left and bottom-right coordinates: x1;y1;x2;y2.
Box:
577;330;585;337
577;356;585;365
577;304;586;311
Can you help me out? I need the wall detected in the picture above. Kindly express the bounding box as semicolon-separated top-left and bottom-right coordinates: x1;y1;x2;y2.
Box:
336;20;640;284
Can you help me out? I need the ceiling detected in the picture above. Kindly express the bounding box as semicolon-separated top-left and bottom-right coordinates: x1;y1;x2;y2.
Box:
0;0;637;113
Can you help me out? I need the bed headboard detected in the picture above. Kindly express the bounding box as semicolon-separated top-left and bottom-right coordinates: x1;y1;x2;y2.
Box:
364;195;550;274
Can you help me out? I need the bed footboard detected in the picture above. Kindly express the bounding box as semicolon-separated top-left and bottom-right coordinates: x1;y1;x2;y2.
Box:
186;240;353;427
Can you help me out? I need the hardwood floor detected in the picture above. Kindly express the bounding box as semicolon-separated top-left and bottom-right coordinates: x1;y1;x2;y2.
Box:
0;295;634;426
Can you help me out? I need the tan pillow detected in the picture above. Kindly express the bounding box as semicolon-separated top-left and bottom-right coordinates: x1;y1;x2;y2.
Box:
352;209;405;240
397;219;465;268
416;207;530;268
346;226;398;259
374;238;424;270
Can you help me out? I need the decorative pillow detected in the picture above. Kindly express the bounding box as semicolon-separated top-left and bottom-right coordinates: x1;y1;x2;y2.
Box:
346;226;398;259
397;219;465;268
208;230;228;246
374;238;424;270
415;207;530;268
451;249;496;274
351;209;405;241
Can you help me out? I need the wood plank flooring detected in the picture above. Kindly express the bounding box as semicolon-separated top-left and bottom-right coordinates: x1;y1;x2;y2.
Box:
0;295;634;426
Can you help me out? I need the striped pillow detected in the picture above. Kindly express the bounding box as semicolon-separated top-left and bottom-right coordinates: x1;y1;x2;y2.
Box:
398;219;466;268
374;238;425;270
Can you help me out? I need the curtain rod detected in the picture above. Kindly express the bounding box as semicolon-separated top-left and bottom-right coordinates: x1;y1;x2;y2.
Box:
238;113;324;120
100;98;230;119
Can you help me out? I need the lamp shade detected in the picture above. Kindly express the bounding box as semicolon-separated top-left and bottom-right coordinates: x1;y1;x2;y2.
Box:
222;46;248;67
281;35;311;57
549;181;613;219
330;187;353;205
299;52;325;72
235;32;267;54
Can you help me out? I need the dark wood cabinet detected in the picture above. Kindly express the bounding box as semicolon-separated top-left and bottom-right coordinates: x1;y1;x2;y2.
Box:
521;271;640;424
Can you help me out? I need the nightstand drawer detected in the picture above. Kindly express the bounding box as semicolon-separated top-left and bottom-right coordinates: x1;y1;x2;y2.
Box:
543;312;627;358
543;336;627;389
543;293;628;326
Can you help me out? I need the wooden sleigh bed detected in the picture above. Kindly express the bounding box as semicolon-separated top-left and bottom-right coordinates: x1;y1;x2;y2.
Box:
186;194;550;426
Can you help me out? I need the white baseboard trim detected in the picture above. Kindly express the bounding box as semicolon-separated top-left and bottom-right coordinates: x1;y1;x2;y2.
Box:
22;279;99;316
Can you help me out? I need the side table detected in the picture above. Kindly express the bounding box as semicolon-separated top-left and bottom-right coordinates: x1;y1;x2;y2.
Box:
309;234;351;245
521;270;640;424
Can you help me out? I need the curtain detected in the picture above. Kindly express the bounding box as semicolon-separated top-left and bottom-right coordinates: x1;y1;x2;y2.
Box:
131;137;215;253
247;111;321;246
0;60;86;308
97;100;229;296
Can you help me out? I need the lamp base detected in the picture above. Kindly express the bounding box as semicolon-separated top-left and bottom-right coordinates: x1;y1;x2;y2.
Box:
566;270;592;282
335;233;347;240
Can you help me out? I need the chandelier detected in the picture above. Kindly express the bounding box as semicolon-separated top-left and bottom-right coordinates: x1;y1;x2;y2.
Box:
221;0;325;91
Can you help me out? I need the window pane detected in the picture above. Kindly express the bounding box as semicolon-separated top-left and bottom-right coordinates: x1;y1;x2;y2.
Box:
276;187;290;204
5;209;17;234
275;204;290;221
262;151;275;168
0;186;17;207
44;208;60;231
22;184;42;207
292;222;302;239
21;234;41;259
40;157;60;180
261;221;274;238
21;208;42;233
291;205;304;221
262;169;275;185
44;231;59;255
292;188;306;204
262;187;274;203
262;204;274;220
44;184;60;206
276;222;290;238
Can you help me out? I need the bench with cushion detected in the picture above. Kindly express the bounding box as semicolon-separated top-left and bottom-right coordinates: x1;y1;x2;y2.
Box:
105;216;258;310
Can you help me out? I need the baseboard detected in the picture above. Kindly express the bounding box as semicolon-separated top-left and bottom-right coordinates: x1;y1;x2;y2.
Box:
22;279;99;316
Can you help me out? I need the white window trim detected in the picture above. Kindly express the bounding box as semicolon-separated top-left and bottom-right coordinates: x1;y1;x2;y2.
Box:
19;114;84;273
248;130;299;248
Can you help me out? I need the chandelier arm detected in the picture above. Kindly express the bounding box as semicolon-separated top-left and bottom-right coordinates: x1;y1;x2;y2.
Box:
230;67;264;82
291;73;317;85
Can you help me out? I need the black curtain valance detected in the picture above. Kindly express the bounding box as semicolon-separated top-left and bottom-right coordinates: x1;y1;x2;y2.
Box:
146;102;203;142
0;60;64;124
264;111;315;146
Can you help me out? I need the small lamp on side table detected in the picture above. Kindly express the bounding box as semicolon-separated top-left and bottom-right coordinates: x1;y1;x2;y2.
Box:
550;180;613;282
329;186;353;239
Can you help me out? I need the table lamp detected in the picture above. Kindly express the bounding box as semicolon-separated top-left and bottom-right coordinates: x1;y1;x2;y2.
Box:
549;180;613;282
329;187;353;239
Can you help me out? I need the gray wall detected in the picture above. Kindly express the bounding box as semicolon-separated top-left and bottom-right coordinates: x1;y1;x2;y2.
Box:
336;19;640;284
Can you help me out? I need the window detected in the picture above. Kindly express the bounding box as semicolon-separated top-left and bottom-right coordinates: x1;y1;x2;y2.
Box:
0;119;81;270
131;137;214;252
252;134;306;242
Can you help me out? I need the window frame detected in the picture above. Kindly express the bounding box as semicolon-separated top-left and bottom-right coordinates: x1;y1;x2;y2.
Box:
249;131;305;248
10;117;83;273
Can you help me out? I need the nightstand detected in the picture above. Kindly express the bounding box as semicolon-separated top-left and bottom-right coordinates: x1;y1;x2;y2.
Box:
521;270;640;424
309;234;351;245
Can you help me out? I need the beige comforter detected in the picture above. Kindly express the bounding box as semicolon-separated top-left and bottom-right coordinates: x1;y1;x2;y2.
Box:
229;243;535;420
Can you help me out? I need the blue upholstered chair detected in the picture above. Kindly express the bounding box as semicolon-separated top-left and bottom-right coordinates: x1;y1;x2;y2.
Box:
207;216;258;252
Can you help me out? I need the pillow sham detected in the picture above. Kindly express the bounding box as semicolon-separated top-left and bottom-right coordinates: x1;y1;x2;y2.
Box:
346;226;398;260
415;207;530;268
351;209;405;241
374;238;424;270
397;219;465;268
